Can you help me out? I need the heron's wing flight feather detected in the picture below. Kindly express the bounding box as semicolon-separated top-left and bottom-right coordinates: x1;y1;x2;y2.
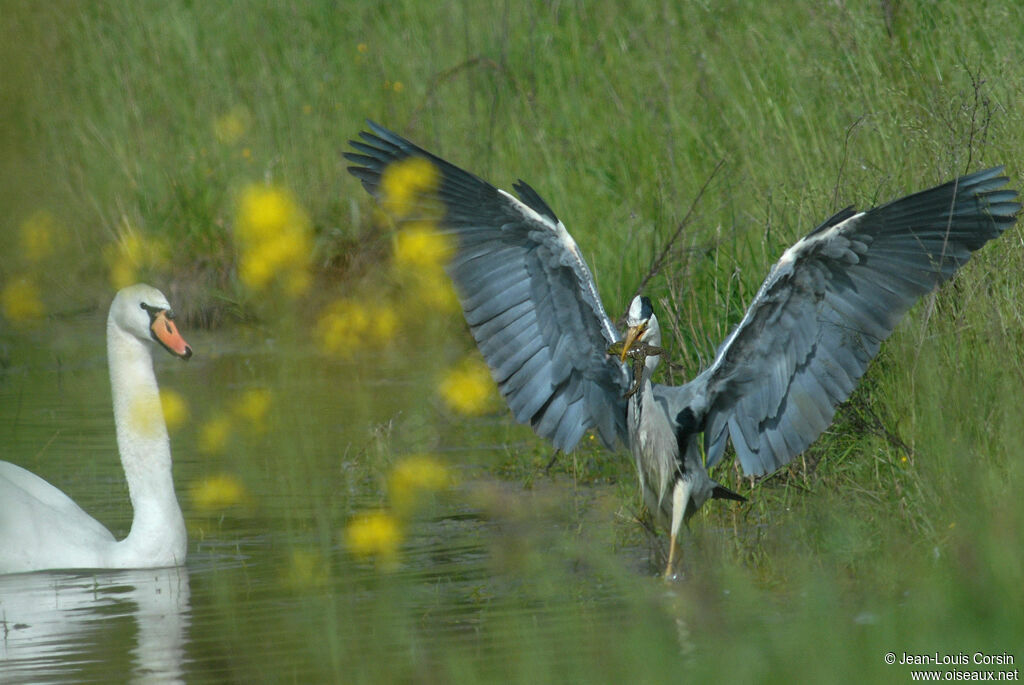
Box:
692;167;1019;476
345;122;629;450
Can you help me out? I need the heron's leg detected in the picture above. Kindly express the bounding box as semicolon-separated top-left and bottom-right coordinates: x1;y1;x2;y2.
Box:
665;478;693;579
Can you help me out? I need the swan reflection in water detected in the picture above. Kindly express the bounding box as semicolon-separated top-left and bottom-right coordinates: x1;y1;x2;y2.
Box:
0;565;190;683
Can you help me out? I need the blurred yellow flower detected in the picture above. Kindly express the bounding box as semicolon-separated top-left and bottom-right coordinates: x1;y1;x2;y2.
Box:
19;210;57;262
126;393;163;437
439;357;497;416
214;105;250;145
104;229;168;290
282;549;329;589
234;184;313;295
232;388;272;429
374;303;399;340
127;389;187;436
357;43;368;54
316;297;398;358
393;223;455;271
199;415;233;454
389;454;453;514
237;185;293;242
109;261;136;291
345;510;403;565
1;278;44;322
160;389;189;432
380;156;442;219
317;298;369;354
408;267;460;312
191;473;249;512
390;223;459;313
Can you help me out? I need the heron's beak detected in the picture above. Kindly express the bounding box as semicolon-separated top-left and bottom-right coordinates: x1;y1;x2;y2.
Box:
619;323;647;362
150;311;193;360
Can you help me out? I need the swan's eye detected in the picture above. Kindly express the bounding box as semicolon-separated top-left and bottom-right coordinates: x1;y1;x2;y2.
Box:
140;302;161;321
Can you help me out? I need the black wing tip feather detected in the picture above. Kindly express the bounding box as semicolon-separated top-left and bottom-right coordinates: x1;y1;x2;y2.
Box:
932;165;1017;206
808;206;857;237
343;121;415;193
512;180;560;225
962;166;1021;221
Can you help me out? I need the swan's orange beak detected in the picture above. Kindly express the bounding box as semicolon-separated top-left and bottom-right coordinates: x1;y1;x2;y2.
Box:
151;311;193;360
619;323;647;362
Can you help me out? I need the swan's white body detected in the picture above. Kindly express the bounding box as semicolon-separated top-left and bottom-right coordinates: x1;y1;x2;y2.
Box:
0;284;192;574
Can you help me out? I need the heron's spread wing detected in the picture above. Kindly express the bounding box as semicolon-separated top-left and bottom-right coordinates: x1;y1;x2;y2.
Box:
695;167;1019;476
345;122;629;451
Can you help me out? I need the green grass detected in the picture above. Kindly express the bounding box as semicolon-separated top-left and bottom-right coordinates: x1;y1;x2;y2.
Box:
3;0;1024;682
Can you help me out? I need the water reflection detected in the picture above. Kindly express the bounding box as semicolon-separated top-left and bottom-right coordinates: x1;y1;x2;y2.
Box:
0;566;190;683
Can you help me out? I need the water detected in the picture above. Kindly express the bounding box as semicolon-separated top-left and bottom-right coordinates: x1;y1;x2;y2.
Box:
0;311;667;682
0;567;190;683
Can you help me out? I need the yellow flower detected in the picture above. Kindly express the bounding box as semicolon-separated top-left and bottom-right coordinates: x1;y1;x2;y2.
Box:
373;303;399;340
103;229;168;290
389;454;453;514
380;156;442;219
127;393;163;437
390;224;459;312
408;267;460;312
357;43;368;54
1;278;44;322
391;81;404;94
191;473;249;512
345;510;403;566
232;388;272;428
316;298;370;356
316;297;398;358
19;210;57;262
439;357;497;416
393;223;455;271
199;415;233;454
214;105;249;145
237;185;294;242
159;389;189;432
234;184;313;295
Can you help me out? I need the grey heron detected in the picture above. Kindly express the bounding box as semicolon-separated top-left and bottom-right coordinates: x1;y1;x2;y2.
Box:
345;122;1020;577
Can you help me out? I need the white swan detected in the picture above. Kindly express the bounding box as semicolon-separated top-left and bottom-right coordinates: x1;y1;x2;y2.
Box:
0;284;192;573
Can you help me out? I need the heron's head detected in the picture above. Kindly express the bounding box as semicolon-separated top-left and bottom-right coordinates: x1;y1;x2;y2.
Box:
620;295;661;361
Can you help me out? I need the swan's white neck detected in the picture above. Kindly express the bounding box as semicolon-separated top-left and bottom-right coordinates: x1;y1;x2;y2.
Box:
107;318;186;567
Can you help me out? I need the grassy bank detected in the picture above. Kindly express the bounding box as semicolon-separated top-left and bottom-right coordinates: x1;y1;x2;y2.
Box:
2;0;1023;681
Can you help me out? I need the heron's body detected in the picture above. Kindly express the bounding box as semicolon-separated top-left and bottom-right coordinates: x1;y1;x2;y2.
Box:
346;122;1020;576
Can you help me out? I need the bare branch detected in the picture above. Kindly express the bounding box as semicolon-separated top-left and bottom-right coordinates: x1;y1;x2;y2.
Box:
630;158;726;302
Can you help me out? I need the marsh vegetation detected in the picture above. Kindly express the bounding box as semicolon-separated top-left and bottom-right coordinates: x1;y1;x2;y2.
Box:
2;1;1022;681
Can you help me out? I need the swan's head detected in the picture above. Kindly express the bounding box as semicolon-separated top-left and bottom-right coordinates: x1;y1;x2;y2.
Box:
620;295;661;360
111;284;192;360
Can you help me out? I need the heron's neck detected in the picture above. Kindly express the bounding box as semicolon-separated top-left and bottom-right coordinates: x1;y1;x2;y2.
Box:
629;352;660;422
107;322;186;564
